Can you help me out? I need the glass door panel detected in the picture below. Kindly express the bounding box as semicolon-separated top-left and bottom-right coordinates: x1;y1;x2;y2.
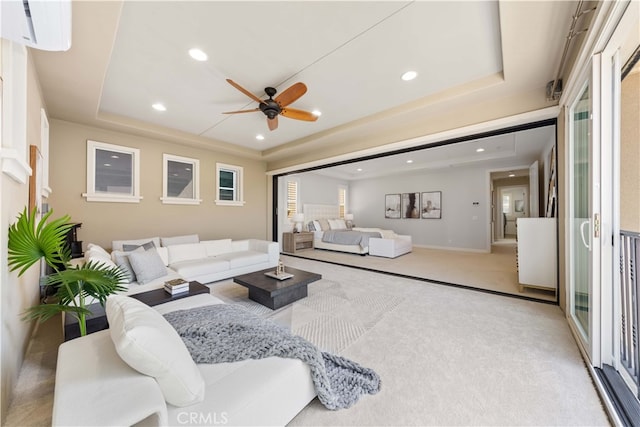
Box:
570;83;592;343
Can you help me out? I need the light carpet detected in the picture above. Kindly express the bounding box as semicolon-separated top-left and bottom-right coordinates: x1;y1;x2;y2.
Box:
5;256;608;426
211;255;608;426
287;244;557;302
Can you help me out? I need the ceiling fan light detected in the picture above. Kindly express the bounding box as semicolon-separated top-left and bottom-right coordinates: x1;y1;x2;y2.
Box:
401;71;417;81
256;134;265;140
152;103;166;112
188;48;208;61
476;148;485;152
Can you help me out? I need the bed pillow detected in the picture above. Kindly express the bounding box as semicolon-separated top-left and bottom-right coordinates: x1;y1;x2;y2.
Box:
106;295;205;407
127;248;167;284
328;219;347;230
318;218;330;231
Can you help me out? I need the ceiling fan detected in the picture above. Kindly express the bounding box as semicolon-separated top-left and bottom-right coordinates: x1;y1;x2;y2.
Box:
223;79;318;131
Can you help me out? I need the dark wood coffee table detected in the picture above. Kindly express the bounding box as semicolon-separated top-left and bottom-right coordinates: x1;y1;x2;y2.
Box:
130;281;209;306
233;267;321;309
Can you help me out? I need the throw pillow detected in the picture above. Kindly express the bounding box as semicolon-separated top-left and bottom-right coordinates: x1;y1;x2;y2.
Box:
106;295;205;407
112;247;144;283
122;241;155;252
308;221;316;231
127;248;167;284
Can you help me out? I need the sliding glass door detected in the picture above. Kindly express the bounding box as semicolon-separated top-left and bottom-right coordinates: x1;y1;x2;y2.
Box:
568;57;602;363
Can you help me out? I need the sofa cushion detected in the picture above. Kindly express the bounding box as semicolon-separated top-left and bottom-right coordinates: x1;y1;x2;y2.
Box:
217;251;269;269
112;237;161;252
106;295;205;407
85;248;117;269
128;248;168;285
86;243;110;258
201;239;233;257
161;234;199;247
171;258;230;279
167;243;208;264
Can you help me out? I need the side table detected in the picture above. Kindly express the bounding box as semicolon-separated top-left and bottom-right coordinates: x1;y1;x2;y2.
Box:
283;231;314;253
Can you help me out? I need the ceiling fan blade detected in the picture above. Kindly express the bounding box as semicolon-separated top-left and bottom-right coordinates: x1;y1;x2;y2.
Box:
281;107;318;122
226;79;264;104
268;116;278;131
275;82;307;107
222;108;260;114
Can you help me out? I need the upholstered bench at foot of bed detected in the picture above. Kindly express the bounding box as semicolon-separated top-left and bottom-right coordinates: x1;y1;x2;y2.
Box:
368;235;412;258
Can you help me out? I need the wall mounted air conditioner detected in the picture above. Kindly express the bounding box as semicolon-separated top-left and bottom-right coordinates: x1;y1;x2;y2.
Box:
1;0;72;51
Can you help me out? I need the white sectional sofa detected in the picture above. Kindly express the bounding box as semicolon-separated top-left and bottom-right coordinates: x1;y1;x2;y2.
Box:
53;293;317;426
82;234;279;297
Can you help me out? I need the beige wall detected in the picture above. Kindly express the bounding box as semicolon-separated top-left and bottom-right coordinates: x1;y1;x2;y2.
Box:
48;120;269;249
1;48;45;422
620;68;640;232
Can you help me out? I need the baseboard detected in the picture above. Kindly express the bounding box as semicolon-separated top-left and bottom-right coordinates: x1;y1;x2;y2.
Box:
412;244;490;253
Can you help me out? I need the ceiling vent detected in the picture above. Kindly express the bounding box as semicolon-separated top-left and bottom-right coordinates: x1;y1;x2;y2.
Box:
1;0;72;51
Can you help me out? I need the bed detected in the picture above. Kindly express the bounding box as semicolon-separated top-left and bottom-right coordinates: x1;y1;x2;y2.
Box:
303;204;382;255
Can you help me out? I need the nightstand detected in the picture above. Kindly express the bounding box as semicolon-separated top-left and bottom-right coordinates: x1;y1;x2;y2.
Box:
283;231;314;253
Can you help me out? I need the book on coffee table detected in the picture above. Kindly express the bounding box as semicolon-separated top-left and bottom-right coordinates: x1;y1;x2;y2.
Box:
264;271;294;280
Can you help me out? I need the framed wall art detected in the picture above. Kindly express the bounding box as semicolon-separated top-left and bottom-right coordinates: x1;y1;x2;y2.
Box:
421;191;442;219
385;194;401;218
401;192;420;219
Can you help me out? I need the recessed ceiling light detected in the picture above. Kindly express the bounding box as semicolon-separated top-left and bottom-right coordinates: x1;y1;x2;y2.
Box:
152;103;166;112
110;155;119;159
185;167;191;171
406;160;413;164
188;48;208;61
103;163;111;167
172;173;179;177
509;173;516;177
476;148;485;152
256;134;265;140
356;168;363;172
312;109;322;117
401;71;417;81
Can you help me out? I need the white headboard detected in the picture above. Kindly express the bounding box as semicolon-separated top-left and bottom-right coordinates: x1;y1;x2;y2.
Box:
303;204;339;223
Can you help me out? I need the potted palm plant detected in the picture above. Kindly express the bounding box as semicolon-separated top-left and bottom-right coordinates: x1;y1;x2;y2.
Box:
7;208;127;337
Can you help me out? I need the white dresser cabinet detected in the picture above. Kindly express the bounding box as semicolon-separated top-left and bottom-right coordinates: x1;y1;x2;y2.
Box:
516;218;557;292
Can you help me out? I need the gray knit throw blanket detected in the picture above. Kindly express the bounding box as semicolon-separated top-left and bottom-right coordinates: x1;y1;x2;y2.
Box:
163;304;381;410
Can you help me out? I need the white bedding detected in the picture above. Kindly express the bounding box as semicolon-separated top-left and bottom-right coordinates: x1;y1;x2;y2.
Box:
312;230;368;255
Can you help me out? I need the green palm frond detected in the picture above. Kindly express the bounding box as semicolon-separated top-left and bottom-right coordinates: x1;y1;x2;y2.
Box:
47;261;128;306
22;302;93;323
8;208;73;276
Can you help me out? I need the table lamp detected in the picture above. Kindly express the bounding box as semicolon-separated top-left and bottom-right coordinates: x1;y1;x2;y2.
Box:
345;213;354;229
293;213;305;233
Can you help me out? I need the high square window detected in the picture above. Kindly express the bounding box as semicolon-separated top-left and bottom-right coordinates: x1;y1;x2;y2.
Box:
215;163;245;206
161;154;201;205
83;140;141;203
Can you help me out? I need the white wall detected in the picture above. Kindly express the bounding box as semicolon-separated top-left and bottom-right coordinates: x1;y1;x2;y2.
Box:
298;172;349;207
351;167;489;251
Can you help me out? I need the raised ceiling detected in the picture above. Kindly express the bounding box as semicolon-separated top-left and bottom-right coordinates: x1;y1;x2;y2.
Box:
30;1;580;163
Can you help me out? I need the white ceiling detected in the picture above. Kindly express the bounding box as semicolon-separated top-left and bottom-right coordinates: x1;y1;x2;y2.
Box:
100;1;502;150
309;123;555;180
30;1;581;163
